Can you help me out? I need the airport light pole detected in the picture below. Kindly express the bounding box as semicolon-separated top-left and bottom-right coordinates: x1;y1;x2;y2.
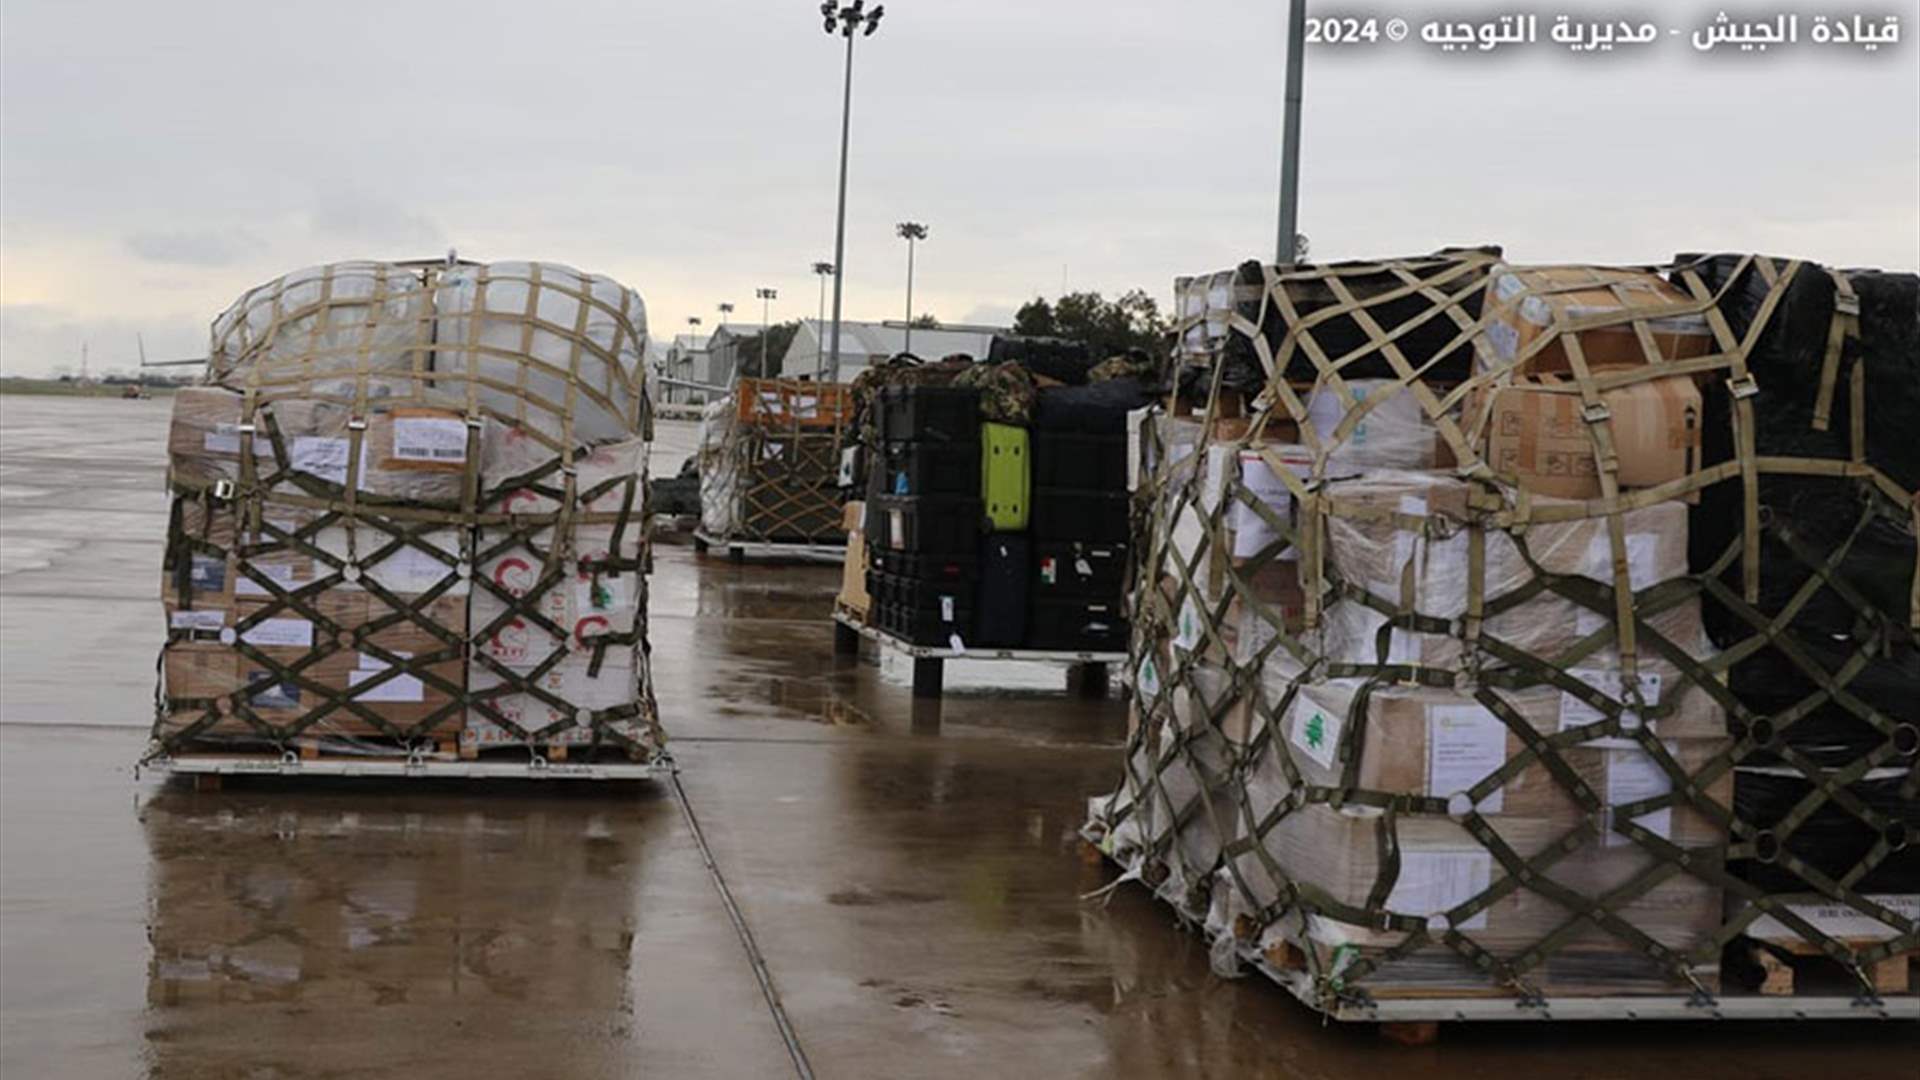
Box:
811;261;835;380
684;317;703;403
895;221;927;355
1276;0;1306;265
756;287;778;376
821;0;885;383
717;301;734;330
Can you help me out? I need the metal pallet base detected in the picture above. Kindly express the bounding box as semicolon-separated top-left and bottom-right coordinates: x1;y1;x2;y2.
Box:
146;752;673;782
834;610;1125;700
1080;828;1919;1024
833;609;1126;664
694;530;847;565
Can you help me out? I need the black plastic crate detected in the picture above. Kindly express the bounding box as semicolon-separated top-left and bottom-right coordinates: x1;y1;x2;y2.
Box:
974;534;1031;648
1032;430;1127;492
875;598;975;647
878;386;979;444
1032;541;1128;598
868;548;980;582
874;438;980;498
1031;488;1129;543
866;495;981;555
1028;596;1128;652
868;570;972;611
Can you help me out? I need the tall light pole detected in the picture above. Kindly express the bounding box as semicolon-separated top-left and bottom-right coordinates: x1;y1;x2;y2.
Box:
821;1;885;383
895;221;927;355
811;261;835;380
685;317;703;402
717;301;734;330
755;287;778;376
1276;0;1306;265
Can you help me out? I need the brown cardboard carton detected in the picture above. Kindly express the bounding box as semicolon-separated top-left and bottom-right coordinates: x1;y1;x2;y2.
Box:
1226;676;1732;993
1484;266;1713;376
1476;375;1702;500
1318;472;1713;683
840;500;870;616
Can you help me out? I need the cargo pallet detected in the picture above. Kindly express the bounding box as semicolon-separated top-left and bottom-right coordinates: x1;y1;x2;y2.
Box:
146;751;671;784
693;529;847;565
1079;830;1919;1038
145;733;670;783
832;607;1123;699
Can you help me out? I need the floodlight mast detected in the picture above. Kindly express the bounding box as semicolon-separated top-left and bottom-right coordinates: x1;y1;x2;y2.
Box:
895;221;928;354
1276;0;1306;265
755;287;778;375
811;261;835;379
822;2;885;383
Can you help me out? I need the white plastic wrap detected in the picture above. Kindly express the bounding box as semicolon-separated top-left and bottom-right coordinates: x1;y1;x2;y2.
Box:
434;262;647;446
696;397;741;538
1317;471;1710;679
1305;379;1443;472
209;261;433;402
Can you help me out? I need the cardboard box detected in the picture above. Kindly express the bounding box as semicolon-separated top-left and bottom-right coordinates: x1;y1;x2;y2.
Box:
470;542;639;666
1318;472;1713;682
465;650;640;747
1476;375;1701;500
1483;266;1713;376
166;387;470;503
1221;677;1733;992
839;500;870;616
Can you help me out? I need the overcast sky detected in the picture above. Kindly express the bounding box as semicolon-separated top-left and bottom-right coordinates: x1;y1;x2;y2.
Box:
2;0;1916;376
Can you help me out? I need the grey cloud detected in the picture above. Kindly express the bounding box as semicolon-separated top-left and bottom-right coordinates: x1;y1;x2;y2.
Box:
124;228;263;267
309;192;444;248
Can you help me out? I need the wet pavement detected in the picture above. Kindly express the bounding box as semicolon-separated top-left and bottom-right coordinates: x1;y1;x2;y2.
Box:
1;394;1915;1078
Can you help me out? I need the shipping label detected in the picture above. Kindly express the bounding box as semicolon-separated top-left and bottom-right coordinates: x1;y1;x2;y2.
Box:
390;415;469;468
1428;704;1508;813
1387;849;1492;931
1605;744;1675;847
1290;701;1344;770
240;618;314;648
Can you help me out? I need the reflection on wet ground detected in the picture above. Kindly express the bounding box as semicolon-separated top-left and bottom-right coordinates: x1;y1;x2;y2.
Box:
1;401;1915;1077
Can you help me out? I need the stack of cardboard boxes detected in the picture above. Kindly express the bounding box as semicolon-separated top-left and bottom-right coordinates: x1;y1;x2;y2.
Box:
1095;257;1738;998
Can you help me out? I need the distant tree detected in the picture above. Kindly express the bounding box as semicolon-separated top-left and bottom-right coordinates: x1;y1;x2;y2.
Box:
1013;289;1167;358
732;320;802;378
1012;297;1056;338
910;313;940;329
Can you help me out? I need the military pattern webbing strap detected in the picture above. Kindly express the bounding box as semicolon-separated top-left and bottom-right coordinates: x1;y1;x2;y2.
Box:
1088;253;1918;1007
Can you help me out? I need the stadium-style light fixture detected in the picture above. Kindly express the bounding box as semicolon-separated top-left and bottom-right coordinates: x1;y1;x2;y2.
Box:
821;2;887;382
755;288;779;375
895;222;928;354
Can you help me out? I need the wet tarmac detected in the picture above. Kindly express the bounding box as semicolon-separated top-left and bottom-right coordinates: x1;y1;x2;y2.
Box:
1;394;1914;1077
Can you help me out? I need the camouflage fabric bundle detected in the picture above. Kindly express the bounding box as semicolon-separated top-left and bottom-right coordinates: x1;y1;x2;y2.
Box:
1088;347;1166;388
952;360;1038;425
850;355;973;444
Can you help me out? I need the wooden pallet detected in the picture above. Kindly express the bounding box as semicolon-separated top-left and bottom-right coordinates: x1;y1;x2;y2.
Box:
1749;938;1916;996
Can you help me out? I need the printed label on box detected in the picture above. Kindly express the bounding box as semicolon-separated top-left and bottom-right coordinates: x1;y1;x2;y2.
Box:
1291;703;1344;770
186;554;227;592
1428;705;1507;813
1136;656;1162;699
350;668;426;703
245;671;300;710
1560;669;1663;735
390;415;468;466
1605;745;1675;847
1388;849;1492;931
170;609;228;632
240;618;313;648
1745;895;1920;942
234;561;302;597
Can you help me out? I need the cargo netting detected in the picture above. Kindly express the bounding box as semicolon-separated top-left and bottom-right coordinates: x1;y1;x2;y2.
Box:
698;378;850;545
154;260;664;763
1086;249;1918;1007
